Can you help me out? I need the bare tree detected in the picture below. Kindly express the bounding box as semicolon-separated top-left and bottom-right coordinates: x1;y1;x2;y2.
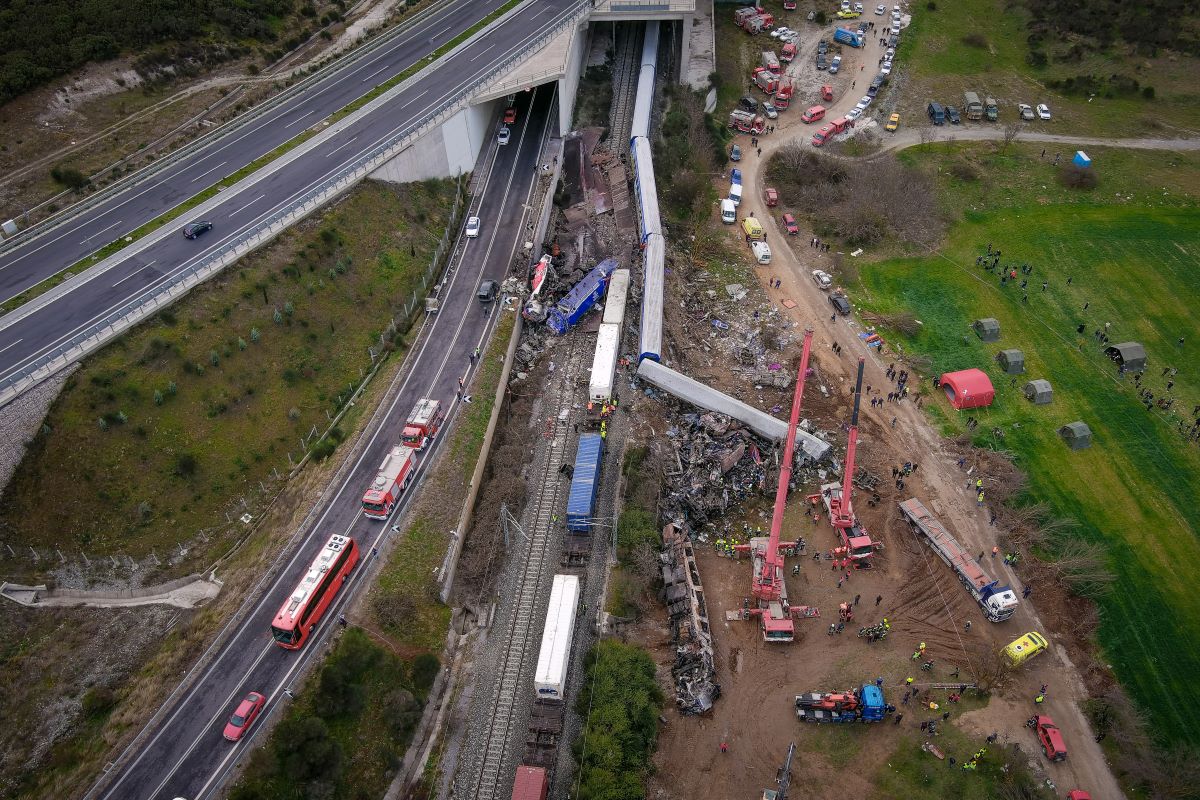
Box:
919;125;939;145
1001;122;1022;149
1043;538;1115;594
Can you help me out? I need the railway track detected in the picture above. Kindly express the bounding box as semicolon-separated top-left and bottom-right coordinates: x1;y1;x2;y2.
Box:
606;23;643;154
465;333;589;800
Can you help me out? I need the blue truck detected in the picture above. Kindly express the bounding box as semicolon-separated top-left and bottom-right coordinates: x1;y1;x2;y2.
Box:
795;684;885;723
566;433;604;532
546;258;617;335
833;27;864;47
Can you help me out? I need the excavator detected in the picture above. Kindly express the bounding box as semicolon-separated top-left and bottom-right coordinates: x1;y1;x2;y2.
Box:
727;330;819;642
819;358;879;564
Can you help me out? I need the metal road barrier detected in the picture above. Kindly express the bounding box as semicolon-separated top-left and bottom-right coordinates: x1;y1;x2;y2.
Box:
0;0;461;257
0;1;590;409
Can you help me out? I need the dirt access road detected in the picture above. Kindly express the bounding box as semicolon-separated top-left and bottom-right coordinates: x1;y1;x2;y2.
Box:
712;38;1128;800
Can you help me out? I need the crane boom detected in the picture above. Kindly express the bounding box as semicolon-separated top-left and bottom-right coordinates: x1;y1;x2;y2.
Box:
830;358;865;530
754;329;814;603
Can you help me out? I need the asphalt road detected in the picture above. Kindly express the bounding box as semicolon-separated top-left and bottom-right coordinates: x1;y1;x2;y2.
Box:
89;84;554;800
0;0;579;390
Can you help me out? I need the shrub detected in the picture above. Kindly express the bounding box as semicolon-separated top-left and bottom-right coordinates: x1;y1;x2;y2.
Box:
238;337;247;351
250;327;260;342
617;508;659;558
1142;86;1155;99
272;716;342;783
410;653;441;696
1059;163;1098;190
962;32;988;48
174;452;198;477
81;687;117;719
50;165;89;190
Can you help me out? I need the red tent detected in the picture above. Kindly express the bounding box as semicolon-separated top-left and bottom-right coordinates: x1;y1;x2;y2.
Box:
940;368;994;410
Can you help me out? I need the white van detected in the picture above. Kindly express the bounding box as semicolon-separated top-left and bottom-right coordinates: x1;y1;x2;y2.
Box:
721;199;736;224
729;183;743;206
751;240;772;264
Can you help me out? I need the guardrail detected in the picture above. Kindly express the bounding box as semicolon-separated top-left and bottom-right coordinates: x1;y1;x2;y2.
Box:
0;0;460;258
0;1;590;409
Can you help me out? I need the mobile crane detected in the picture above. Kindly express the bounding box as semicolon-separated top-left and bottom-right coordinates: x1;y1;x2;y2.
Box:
727;330;820;642
819;358;880;563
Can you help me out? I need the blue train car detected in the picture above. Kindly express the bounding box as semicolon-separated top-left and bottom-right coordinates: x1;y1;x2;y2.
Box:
546;258;617;335
566;433;605;532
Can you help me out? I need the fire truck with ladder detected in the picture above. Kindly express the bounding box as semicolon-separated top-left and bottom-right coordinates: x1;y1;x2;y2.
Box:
817;358;881;563
726;330;820;642
361;445;419;519
400;398;443;451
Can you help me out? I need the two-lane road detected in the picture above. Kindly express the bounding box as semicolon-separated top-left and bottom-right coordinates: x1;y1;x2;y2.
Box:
0;0;580;395
93;84;556;800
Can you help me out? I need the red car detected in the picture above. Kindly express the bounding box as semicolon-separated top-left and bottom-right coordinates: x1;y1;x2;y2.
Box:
783;1;797;8
1032;715;1067;762
782;213;799;235
223;691;267;741
504;107;517;124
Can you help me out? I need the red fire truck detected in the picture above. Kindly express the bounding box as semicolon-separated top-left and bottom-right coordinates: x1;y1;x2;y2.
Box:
400;398;443;450
361;445;419;519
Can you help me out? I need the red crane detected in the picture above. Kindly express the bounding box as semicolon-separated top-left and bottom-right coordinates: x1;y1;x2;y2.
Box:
731;330;820;642
820;358;878;562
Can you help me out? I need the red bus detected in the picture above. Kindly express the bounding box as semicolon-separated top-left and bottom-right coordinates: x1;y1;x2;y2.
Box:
271;534;359;649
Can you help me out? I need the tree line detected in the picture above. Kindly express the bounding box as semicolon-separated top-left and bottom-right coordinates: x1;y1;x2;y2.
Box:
0;0;299;106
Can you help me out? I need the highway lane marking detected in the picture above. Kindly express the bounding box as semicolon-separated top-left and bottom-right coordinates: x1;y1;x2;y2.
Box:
229;194;267;217
324;135;359;156
0;338;22;356
429;20;457;39
399;89;429;110
78;219;122;245
469;43;495;62
112;261;154;287
284;111;315;129
360;62;394;84
190;160;227;183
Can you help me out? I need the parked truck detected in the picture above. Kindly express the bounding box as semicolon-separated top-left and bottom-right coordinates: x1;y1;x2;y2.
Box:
400;398;443;450
729;109;767;134
833;27;864;47
810;117;850;147
898;498;1019;621
361;445;419;518
780;41;797;63
566;433;604;532
963;91;983;121
534;574;580;700
546;258;617;335
774;79;794;109
753;69;778;94
796;684;885;723
762;50;781;74
985;96;999;122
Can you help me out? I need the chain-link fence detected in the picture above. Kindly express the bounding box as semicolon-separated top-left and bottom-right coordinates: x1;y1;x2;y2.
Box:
0;1;590;409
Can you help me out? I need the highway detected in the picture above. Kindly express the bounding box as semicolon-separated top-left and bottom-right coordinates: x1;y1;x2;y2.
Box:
0;0;579;395
86;83;555;800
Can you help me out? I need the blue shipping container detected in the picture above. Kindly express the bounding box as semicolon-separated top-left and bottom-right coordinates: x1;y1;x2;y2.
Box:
547;258;618;335
566;434;605;532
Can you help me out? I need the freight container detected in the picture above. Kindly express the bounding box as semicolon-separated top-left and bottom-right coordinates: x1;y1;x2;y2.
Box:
588;323;621;402
566;434;605;532
510;766;549;800
534;574;581;700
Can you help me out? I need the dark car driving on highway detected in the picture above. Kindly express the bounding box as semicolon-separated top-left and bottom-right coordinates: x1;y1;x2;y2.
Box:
182;221;213;239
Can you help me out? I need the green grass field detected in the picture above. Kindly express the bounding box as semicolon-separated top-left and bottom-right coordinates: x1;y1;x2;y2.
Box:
857;142;1200;746
896;0;1200;137
0;179;456;577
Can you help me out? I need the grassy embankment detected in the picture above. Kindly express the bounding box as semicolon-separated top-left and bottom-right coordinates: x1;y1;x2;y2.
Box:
0;178;456;575
896;0;1200;137
855;141;1200;747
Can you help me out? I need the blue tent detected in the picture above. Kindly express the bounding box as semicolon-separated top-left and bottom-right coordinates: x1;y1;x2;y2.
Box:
1073;151;1091;168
